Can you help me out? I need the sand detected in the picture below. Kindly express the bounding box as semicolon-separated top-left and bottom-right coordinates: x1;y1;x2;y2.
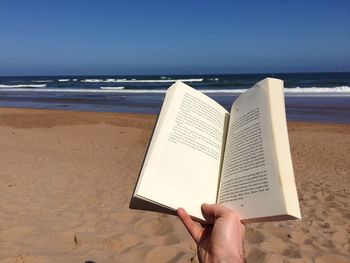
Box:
0;107;349;263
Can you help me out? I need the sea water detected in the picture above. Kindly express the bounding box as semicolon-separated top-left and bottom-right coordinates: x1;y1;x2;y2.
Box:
0;72;349;123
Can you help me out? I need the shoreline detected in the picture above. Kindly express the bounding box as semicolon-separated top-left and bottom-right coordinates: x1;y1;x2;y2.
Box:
0;107;349;262
1;106;349;126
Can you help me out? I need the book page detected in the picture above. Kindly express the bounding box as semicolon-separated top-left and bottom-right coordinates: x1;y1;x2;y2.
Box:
135;81;229;220
217;78;288;220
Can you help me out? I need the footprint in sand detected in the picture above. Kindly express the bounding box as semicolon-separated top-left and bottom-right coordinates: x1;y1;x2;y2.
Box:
246;247;265;262
144;246;177;263
315;254;349;263
9;255;45;263
104;233;144;253
149;231;188;247
135;217;175;237
281;247;302;258
288;230;307;243
0;226;34;242
162;232;186;245
332;231;349;244
316;237;334;248
262;227;292;242
53;231;80;250
245;228;265;244
259;240;288;254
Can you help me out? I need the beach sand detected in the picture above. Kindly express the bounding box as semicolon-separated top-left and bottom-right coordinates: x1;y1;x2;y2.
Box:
0;108;349;263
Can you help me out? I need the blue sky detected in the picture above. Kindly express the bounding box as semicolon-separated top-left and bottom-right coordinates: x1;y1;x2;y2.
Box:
0;0;349;75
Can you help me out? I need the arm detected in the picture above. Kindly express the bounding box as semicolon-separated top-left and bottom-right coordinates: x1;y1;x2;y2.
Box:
177;203;245;263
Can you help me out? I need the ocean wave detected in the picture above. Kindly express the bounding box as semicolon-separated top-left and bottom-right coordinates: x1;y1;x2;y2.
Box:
0;88;168;93
100;86;125;90
0;88;169;93
0;86;349;96
32;80;54;83
81;78;204;83
0;88;117;93
58;79;70;82
0;84;47;88
204;86;350;94
284;86;350;93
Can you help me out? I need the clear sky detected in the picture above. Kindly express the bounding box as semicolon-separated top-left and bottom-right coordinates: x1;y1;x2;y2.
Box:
0;0;349;76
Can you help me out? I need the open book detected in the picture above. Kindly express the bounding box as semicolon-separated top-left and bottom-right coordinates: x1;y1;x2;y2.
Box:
130;78;301;223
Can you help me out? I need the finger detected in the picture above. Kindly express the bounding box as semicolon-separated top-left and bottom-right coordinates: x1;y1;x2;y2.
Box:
201;203;226;222
177;208;203;244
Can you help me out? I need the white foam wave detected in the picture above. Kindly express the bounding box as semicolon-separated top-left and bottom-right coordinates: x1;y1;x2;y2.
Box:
81;78;204;83
0;86;349;96
0;88;168;93
200;89;247;94
81;79;101;83
204;86;350;94
100;86;125;90
0;84;47;88
58;79;70;82
32;80;54;83
285;86;350;93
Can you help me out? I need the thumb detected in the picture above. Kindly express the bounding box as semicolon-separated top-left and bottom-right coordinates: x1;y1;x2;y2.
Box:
201;203;226;223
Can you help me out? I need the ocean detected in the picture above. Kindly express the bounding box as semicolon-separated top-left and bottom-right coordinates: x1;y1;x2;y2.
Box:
0;72;349;123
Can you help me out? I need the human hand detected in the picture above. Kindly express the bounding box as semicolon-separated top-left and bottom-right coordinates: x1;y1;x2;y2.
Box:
177;203;245;263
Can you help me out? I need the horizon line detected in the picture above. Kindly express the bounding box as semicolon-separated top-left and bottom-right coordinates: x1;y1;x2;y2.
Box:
1;70;350;78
